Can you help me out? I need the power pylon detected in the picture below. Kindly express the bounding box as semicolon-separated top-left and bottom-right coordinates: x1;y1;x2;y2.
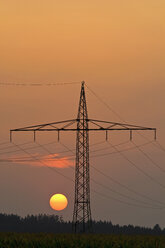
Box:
73;82;92;233
10;81;156;233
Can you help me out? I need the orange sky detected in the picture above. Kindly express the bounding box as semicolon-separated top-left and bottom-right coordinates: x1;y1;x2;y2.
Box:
0;1;165;227
0;1;164;83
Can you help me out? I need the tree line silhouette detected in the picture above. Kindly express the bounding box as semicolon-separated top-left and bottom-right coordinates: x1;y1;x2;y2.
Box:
0;213;163;234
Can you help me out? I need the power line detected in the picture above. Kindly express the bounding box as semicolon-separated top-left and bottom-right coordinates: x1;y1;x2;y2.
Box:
90;164;165;206
155;141;165;153
85;84;124;122
0;141;94;160
0;141;60;155
90;141;153;159
0;140;129;160
85;84;165;192
0;82;81;87
41;141;164;209
131;140;165;174
21;140;161;209
85;83;158;150
91;189;163;210
9;141;161;210
0;139;104;153
91;178;164;209
11;142;74;183
90;140;129;154
107;141;165;191
0;141;33;151
0;140;105;160
59;141;165;208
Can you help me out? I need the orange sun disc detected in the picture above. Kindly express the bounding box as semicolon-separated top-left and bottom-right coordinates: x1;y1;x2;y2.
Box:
49;194;68;211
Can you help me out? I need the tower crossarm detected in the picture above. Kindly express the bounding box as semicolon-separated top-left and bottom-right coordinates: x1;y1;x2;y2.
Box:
10;118;156;131
10;118;156;142
10;119;77;131
10;119;77;142
88;119;156;130
88;119;156;141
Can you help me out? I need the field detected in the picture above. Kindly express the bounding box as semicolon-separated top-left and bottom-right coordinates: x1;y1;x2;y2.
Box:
0;233;165;248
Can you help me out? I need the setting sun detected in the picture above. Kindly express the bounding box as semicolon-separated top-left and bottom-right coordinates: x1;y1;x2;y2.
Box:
49;194;68;211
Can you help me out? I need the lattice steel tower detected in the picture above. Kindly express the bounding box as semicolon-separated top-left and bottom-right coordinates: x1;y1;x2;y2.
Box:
73;81;92;233
10;81;156;233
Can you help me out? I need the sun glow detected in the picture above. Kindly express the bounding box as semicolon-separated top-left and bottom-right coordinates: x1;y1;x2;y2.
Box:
49;194;68;211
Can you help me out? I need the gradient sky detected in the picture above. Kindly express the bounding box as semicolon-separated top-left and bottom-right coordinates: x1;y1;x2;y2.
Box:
0;1;165;228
